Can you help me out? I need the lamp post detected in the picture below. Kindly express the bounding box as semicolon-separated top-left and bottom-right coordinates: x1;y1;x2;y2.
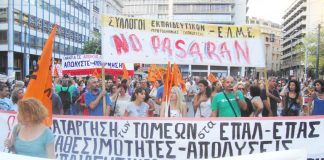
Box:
23;25;27;78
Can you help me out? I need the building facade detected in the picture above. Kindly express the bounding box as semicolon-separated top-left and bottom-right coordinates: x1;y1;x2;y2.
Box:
281;0;324;78
0;0;123;80
246;17;282;78
122;0;248;78
0;0;91;80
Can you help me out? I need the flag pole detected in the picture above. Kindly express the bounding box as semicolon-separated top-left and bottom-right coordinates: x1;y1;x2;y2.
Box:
102;63;107;116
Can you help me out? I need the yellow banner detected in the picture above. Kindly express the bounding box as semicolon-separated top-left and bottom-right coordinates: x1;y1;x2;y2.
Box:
101;15;261;38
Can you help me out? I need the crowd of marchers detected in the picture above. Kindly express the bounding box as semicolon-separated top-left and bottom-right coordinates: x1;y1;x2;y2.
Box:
1;74;323;118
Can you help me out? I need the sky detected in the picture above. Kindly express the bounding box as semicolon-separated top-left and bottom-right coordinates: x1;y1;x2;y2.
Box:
247;0;296;24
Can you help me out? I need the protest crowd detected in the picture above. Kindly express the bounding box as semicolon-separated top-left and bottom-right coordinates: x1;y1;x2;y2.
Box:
1;73;323;118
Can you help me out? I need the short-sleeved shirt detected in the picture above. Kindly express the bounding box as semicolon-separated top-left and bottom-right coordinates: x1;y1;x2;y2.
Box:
55;84;78;100
13;125;54;158
85;89;111;116
127;102;149;117
0;97;13;111
211;91;245;117
156;85;164;99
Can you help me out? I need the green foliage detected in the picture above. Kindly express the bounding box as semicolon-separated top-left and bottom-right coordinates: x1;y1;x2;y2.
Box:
82;32;101;54
295;30;324;77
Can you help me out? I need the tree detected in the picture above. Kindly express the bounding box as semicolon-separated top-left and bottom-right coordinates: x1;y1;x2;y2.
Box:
295;30;324;78
83;32;101;54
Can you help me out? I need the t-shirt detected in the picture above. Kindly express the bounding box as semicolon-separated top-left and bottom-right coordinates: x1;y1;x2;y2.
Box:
156;85;164;99
211;91;245;117
127;102;149;117
85;89;111;116
261;89;280;117
55;84;78;100
0;97;13;111
13;125;54;158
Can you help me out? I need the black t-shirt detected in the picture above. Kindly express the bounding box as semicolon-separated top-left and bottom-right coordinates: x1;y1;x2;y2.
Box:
261;89;280;117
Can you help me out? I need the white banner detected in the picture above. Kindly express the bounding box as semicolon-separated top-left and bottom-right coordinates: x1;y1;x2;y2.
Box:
61;54;134;76
101;15;265;67
0;112;323;159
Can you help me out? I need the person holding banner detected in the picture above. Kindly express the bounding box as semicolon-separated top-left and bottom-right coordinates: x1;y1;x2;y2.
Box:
4;98;55;159
85;77;111;116
160;86;187;117
112;84;130;117
124;87;149;117
211;76;247;117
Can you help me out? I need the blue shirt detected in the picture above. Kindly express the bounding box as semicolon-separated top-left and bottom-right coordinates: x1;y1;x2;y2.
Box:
156;85;164;99
13;125;54;158
0;97;13;111
85;89;111;116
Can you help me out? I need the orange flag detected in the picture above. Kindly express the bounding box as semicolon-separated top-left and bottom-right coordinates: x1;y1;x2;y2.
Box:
208;72;217;83
147;64;156;82
54;66;59;78
92;69;101;79
23;24;58;127
162;62;171;102
171;64;186;92
122;63;129;80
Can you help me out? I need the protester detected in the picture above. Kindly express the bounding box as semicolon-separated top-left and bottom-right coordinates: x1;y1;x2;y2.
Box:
52;89;63;115
250;85;264;117
109;84;118;113
241;82;254;117
10;88;24;112
160;86;186;117
193;80;212;117
55;74;78;115
0;84;13;111
211;76;247;117
261;77;281;117
4;98;55;159
124;87;149;117
112;84;130;117
84;77;111;116
307;80;324;115
281;80;302;116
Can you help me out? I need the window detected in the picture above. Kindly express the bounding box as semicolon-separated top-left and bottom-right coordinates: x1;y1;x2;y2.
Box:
30;35;36;48
0;8;7;23
0;30;7;44
14;31;22;45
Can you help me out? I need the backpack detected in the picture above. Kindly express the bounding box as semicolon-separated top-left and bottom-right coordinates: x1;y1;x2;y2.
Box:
59;86;71;110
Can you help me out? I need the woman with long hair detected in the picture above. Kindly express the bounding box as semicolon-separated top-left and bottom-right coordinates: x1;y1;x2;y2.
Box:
160;86;187;117
307;80;324;115
124;87;149;117
4;98;55;159
111;84;131;117
249;85;264;117
193;80;212;117
282;80;302;116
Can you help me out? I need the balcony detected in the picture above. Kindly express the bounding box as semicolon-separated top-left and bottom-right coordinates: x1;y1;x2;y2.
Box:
283;2;306;25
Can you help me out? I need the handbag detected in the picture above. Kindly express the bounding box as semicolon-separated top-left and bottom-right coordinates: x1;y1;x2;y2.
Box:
109;94;119;116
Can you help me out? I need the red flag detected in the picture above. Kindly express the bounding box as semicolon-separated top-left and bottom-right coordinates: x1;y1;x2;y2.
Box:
147;64;157;82
208;73;217;83
23;24;58;127
54;66;59;78
92;69;101;79
162;62;171;102
122;63;129;80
